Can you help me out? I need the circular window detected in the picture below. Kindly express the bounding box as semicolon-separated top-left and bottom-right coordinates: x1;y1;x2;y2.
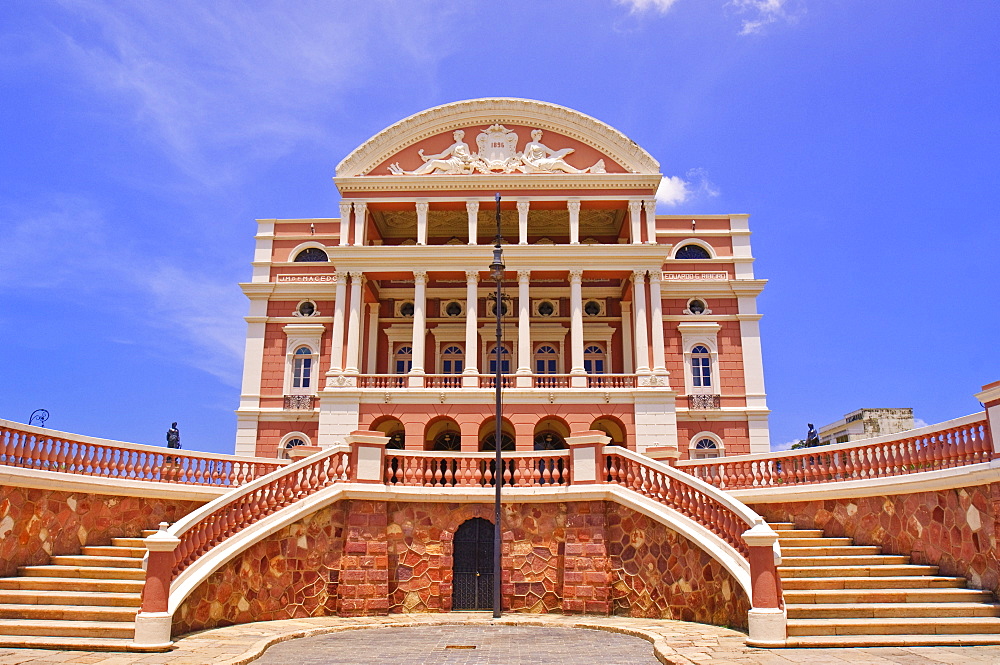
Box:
584;300;601;316
444;301;462;317
400;301;414;317
297;301;316;316
688;300;705;315
538;301;555;317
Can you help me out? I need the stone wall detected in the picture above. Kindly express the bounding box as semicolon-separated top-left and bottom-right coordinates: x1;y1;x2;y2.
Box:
173;498;750;636
751;482;1000;595
0;485;202;578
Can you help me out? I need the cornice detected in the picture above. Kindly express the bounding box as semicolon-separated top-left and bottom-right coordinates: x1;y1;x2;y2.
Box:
334;173;662;194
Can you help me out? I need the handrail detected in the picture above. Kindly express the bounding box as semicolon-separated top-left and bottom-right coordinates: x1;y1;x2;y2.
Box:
353;374;638;389
604;446;764;557
385;449;569;487
167;444;351;578
678;412;992;490
0;419;283;487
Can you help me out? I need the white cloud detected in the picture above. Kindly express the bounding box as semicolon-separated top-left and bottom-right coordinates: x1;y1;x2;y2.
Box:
729;0;801;35
913;418;928;429
655;168;720;207
772;438;801;452
616;0;682;13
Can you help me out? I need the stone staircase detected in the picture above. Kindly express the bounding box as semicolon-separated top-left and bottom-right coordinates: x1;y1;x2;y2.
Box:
774;522;1000;646
0;529;155;651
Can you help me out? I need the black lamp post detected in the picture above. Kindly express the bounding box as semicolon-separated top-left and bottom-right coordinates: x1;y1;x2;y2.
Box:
489;192;504;618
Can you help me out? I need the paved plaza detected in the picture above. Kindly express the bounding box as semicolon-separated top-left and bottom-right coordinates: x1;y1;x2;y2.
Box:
1;615;1000;665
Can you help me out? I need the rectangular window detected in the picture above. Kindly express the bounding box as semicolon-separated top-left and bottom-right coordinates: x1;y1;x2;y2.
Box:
692;357;711;387
293;358;312;388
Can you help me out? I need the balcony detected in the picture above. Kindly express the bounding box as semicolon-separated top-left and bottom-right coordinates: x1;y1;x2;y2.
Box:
687;394;721;409
350;374;638;389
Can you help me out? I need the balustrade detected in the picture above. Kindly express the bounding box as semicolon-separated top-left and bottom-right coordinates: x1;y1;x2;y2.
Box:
679;413;992;490
0;420;281;487
352;374;637;389
384;450;568;487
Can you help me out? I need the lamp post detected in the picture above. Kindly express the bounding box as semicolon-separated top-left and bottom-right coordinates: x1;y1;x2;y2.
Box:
489;192;504;619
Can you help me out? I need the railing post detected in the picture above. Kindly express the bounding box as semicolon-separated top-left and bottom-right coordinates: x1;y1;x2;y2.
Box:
566;430;610;485
742;522;786;647
975;381;1000;456
134;522;181;648
347;430;389;483
646;445;681;467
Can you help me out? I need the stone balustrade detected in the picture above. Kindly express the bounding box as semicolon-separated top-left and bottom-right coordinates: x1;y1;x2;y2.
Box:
678;412;992;489
351;373;637;390
0;419;283;487
384;449;569;487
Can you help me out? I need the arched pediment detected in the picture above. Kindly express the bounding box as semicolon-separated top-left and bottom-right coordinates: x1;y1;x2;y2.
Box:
336;98;660;178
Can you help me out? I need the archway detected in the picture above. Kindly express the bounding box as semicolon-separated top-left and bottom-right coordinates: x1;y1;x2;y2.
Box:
478;418;516;451
452;517;494;611
425;418;461;451
591;417;626;447
371;417;406;449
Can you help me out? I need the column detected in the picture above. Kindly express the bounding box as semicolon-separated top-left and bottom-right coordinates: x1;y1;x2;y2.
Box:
628;200;643;244
339;201;352;246
621;301;634;375
416;201;429;245
631;271;650;373
466;199;479;245
365;302;379;374
353;201;367;247
517;200;530;245
569;270;586;386
328;271;348;375
567;199;581;245
344;272;364;374
644;199;658;245
516;270;532;387
409;270;427;386
463;270;480;386
648;270;667;376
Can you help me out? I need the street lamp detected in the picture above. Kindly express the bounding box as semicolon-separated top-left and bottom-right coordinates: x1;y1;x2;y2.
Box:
490;191;504;619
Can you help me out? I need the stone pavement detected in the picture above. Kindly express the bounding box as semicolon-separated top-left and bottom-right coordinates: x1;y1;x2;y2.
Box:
1;615;1000;665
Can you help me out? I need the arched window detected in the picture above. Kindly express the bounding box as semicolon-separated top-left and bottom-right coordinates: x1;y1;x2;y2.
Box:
280;436;308;460
481;433;515;451
534;345;557;374
292;346;314;388
584;345;605;374
395;346;413;374
294;247;328;262
692;437;721;460
487;344;511;374
433;430;461;451
387;431;406;449
675;244;711;260
691;345;712;388
442;345;464;374
533;431;566;451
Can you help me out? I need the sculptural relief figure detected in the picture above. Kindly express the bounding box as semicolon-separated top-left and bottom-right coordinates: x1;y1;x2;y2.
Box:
520;130;606;174
389;130;474;175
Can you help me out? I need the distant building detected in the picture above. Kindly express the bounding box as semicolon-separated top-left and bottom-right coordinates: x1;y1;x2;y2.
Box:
818;408;914;445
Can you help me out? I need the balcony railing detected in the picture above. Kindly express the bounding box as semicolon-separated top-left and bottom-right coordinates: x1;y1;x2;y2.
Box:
385;449;569;487
688;394;721;409
283;395;316;410
350;374;638;389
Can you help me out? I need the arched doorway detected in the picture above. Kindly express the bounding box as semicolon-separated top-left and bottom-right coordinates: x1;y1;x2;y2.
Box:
452;518;494;611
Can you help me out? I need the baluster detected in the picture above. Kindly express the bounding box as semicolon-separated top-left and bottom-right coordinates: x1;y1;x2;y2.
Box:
503;460;512;487
483;461;493;487
474;460;485;487
733;460;746;488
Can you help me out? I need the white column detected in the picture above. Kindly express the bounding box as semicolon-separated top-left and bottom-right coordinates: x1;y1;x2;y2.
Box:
466;200;479;245
338;202;352;246
621;301;634;375
344;272;364;374
567;199;581;245
516;270;532;387
738;294;770;453
648;270;667;376
517;200;530;245
463;270;480;386
644;199;658;245
569;270;586;386
416;201;428;245
353;201;367;247
365;302;379;374
631;270;650;373
629;199;643;244
409;270;427;385
328;271;348;375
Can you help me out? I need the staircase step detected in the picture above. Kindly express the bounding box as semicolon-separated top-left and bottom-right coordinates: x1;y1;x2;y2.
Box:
141;530;158;537
786;634;1000;647
783;588;994;604
778;537;853;547
18;565;146;580
781;545;882;556
0;589;141;607
0;604;138;622
49;555;144;569
780;555;910;567
769;522;797;529
780;576;966;590
787;616;1000;636
0;618;134;639
0;576;144;593
779;564;939;578
0;634;157;651
786;602;1000;619
112;537;147;548
81;545;145;558
776;530;825;538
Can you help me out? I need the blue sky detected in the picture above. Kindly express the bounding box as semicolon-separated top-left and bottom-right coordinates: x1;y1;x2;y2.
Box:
1;1;997;454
